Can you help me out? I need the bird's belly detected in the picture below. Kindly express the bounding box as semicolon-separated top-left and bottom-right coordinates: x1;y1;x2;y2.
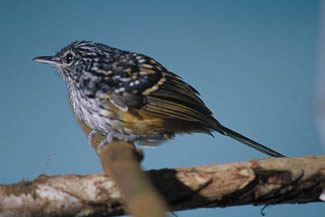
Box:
70;94;171;146
70;92;120;134
80;107;113;133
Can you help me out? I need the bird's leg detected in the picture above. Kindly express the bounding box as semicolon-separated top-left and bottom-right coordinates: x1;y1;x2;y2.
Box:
97;132;173;152
97;132;115;152
97;131;139;152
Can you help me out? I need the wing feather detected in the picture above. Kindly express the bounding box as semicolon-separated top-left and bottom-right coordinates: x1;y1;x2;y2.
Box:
143;79;216;129
106;52;217;130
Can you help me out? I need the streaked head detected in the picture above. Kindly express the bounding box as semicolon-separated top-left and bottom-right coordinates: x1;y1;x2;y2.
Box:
33;41;118;83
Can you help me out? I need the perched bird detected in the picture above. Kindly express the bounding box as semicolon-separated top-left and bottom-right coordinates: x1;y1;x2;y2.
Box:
33;41;285;157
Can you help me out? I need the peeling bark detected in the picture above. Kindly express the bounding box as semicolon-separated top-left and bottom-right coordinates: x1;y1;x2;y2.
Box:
0;156;324;217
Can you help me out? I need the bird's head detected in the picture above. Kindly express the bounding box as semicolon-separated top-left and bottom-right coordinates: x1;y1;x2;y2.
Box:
33;41;118;86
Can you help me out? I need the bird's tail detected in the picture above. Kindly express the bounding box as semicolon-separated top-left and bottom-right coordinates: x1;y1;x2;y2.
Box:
215;124;285;157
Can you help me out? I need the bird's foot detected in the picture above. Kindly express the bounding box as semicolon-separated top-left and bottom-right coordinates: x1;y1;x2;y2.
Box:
97;131;135;152
88;130;97;145
97;132;173;152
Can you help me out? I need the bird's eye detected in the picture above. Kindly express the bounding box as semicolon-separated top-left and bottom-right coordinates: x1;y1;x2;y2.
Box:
65;53;74;64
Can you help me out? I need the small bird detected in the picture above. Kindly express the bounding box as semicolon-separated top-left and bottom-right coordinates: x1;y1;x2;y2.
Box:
33;41;285;157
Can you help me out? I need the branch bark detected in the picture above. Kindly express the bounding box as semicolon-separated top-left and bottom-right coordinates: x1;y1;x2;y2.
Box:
0;155;324;217
76;118;169;217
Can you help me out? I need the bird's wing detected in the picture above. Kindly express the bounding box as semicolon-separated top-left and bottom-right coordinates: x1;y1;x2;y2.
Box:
107;53;216;128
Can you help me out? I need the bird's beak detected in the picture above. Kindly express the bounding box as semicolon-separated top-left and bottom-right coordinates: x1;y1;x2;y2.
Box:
33;56;60;65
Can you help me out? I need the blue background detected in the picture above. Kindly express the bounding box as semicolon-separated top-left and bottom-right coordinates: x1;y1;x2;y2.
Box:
0;0;324;216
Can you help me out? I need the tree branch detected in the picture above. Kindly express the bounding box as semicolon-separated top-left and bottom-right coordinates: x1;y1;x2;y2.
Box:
1;114;323;217
76;118;169;217
0;155;324;217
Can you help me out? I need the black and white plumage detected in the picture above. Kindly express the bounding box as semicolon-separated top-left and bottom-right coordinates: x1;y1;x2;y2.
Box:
33;41;285;157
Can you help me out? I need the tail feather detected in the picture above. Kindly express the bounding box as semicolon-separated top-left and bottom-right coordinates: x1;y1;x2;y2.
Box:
217;124;285;157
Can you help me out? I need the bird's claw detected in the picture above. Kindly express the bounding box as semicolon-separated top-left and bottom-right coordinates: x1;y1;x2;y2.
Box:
88;130;97;145
97;132;114;152
97;132;139;152
96;132;173;153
